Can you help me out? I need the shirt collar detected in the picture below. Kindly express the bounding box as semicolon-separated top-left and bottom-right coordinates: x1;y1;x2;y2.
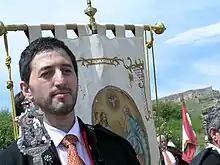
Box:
44;117;84;147
207;143;220;154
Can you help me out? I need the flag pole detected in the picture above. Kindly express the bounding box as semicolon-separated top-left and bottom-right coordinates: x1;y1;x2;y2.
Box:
148;23;166;104
146;27;162;165
84;0;98;34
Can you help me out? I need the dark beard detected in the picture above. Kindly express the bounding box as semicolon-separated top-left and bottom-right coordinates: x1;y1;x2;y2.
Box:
48;102;75;116
47;90;77;116
38;87;78;116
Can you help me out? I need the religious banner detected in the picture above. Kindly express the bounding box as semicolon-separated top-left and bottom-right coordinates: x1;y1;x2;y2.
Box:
25;24;160;165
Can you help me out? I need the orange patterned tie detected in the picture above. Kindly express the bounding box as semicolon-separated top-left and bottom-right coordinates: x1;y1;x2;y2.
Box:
61;134;85;165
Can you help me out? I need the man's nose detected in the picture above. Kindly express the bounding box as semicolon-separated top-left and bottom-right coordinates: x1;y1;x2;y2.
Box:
54;70;66;87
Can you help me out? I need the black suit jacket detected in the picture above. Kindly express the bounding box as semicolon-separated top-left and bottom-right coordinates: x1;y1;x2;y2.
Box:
189;148;220;165
0;117;140;165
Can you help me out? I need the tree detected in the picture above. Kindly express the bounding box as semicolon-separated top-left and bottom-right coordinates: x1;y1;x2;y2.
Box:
153;101;182;149
153;101;182;121
0;109;14;148
153;101;205;150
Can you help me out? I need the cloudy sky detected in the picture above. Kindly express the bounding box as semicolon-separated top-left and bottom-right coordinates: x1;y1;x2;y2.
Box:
0;0;219;108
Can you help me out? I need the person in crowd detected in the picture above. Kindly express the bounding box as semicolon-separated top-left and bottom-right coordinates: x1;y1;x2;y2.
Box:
190;106;220;165
157;135;188;165
14;91;25;116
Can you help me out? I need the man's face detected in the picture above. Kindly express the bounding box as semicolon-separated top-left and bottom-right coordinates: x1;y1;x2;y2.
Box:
160;139;167;149
215;132;220;148
157;138;167;150
21;49;78;116
210;127;220;148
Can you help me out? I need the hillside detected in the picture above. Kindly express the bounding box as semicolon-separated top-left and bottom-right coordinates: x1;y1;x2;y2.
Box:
159;86;220;116
156;86;220;149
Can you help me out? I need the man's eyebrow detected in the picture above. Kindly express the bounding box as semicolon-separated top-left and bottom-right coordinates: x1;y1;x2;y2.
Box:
38;66;53;72
61;63;73;68
38;63;73;72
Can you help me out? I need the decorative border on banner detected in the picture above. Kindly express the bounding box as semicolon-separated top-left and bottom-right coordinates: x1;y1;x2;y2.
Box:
77;57;144;88
77;57;122;67
77;57;143;73
77;57;153;120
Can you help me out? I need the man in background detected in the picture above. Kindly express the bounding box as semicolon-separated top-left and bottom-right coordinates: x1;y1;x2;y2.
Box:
190;106;220;165
14;91;25;116
157;135;188;165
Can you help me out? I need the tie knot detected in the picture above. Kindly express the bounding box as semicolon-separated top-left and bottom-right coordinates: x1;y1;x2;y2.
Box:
61;134;78;148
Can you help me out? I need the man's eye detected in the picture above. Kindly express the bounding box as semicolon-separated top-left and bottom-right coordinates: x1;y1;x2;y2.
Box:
63;68;72;74
40;71;51;77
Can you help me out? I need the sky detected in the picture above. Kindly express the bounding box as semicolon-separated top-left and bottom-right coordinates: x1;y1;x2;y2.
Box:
0;0;220;109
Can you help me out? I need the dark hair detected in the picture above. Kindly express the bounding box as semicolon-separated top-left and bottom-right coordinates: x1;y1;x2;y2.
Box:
19;37;78;83
14;91;25;116
204;106;220;142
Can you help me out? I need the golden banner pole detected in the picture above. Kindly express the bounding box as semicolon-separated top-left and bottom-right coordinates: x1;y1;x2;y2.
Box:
146;23;165;116
144;22;166;89
146;25;165;165
0;23;165;34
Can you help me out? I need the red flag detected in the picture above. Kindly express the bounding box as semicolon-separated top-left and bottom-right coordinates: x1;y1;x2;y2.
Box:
182;101;198;163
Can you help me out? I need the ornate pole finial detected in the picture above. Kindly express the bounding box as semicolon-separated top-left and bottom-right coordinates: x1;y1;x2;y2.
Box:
84;0;98;34
154;22;166;35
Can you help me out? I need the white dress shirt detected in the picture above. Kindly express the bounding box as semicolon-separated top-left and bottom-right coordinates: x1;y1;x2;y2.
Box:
162;150;176;165
207;143;220;154
44;117;92;165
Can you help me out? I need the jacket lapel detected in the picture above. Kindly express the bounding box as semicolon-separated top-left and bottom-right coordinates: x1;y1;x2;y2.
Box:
78;117;105;165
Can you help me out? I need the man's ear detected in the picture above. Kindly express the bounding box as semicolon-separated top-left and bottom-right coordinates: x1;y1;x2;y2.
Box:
20;81;32;98
210;127;218;141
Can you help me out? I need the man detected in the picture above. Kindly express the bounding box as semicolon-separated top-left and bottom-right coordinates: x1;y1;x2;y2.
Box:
157;135;188;165
14;91;25;116
0;37;141;165
189;106;220;165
